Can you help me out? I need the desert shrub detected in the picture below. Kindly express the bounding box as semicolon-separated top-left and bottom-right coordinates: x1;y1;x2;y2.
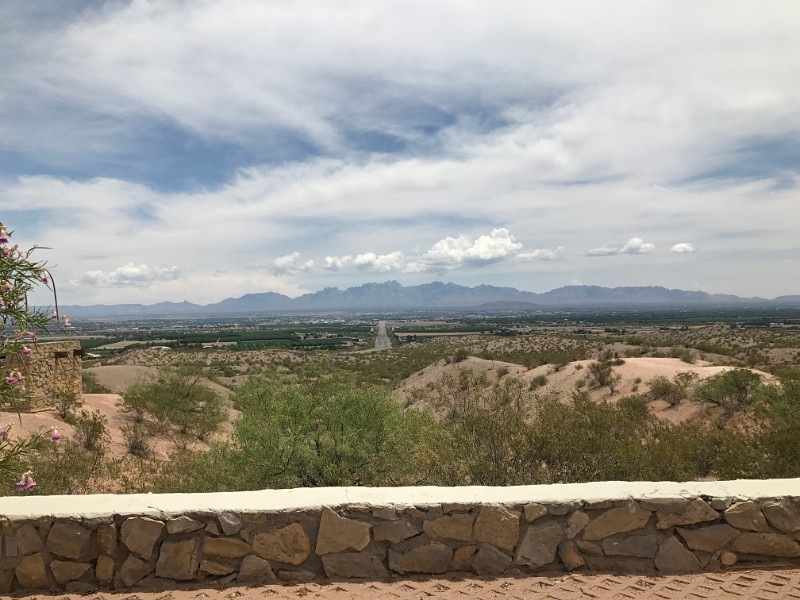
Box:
53;392;80;419
694;369;764;409
73;410;110;452
81;371;111;394
28;439;107;495
496;367;509;377
123;368;225;440
453;348;469;363
649;376;683;406
425;378;538;486
121;422;151;458
587;360;614;388
670;347;695;364
157;367;433;492
529;374;547;389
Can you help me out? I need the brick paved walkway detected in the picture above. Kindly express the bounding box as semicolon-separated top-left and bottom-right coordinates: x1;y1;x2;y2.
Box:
11;569;800;600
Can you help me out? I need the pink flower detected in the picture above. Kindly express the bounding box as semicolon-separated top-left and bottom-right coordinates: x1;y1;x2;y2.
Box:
22;346;32;358
0;229;8;244
15;471;36;492
41;273;49;285
51;309;59;319
62;316;72;328
5;371;23;385
28;331;36;341
51;428;62;443
0;280;11;293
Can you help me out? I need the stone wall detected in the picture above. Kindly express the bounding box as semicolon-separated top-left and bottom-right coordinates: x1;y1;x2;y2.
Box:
1;480;800;593
3;341;82;411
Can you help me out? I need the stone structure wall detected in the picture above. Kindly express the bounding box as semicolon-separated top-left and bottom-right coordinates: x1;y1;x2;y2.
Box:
1;480;800;593
3;341;82;411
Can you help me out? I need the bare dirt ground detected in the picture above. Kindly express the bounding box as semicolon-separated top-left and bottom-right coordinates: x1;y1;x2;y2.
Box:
398;356;773;425
1;363;237;461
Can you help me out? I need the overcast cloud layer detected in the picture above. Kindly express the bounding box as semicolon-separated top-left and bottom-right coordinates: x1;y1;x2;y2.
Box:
2;1;798;304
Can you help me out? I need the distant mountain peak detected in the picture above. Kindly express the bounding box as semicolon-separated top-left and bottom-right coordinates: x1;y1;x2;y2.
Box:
58;281;797;317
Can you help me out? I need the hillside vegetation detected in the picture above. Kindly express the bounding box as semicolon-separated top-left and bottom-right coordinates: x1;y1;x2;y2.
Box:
5;319;800;494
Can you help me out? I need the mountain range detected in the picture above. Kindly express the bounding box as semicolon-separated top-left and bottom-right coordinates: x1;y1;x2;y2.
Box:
59;281;800;318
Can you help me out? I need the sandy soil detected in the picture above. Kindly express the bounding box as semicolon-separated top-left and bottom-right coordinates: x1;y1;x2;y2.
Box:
398;356;773;425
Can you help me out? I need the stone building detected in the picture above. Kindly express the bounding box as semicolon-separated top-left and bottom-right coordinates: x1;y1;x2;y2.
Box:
3;340;83;411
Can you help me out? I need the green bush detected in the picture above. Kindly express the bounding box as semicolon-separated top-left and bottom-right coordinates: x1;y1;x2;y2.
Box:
82;371;111;394
123;368;225;441
73;410;110;452
529;374;547;389
157;367;433;492
695;369;764;408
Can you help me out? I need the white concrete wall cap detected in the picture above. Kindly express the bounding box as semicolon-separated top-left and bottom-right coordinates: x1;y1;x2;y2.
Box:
2;479;799;521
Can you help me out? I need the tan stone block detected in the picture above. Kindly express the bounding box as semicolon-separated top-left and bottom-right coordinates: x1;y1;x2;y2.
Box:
15;553;48;589
252;523;311;565
16;524;42;555
50;560;92;584
200;559;235;576
558;540;585;571
322;552;389;578
472;543;512;576
203;536;251;558
388;542;452;574
450;545;477;570
96;554;115;585
732;532;800;557
523;503;547;522
514;519;562;568
156;538;200;580
724;502;770;532
583;503;651;541
566;511;589;539
121;516;164;560
373;520;420;544
238;555;275;584
655;536;701;573
315;508;371;555
96;523;117;556
677;524;740;552
656;498;719;529
118;554;153;587
47;522;94;560
422;514;474;542
166;516;205;535
474;506;520;553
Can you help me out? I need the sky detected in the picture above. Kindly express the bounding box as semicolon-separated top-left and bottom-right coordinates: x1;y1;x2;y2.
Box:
2;1;799;305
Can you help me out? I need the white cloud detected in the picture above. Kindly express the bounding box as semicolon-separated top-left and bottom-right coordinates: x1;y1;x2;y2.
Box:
272;252;314;275
410;228;523;271
323;252;406;273
80;263;181;287
518;247;564;261
671;242;697;254
587;237;656;257
620;237;656;255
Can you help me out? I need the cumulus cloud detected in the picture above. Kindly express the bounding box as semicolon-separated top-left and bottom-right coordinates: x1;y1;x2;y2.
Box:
587;237;656;257
671;242;696;254
321;229;535;274
409;228;523;271
80;263;181;287
323;252;406;273
518;247;564;261
272;252;314;275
